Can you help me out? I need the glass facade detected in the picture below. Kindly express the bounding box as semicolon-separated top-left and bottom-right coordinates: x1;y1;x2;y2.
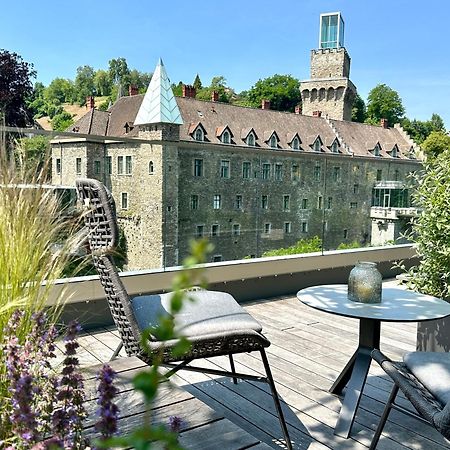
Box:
372;188;409;208
320;13;344;49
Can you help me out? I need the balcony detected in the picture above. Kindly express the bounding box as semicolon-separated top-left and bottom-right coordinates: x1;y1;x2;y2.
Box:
48;245;449;449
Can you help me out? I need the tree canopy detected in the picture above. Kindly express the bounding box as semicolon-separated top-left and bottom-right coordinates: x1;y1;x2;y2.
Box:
421;131;450;158
0;49;36;127
365;84;405;126
401;113;446;145
245;74;301;112
351;93;366;123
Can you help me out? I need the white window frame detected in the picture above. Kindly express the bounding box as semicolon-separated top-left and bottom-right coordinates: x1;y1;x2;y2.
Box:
213;194;221;210
121;192;128;210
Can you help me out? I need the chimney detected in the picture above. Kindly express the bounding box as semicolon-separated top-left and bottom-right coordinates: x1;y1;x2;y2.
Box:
295;105;302;115
313;110;322;118
261;99;271;110
182;84;196;98
129;85;138;96
86;96;95;109
211;90;219;102
380;118;388;129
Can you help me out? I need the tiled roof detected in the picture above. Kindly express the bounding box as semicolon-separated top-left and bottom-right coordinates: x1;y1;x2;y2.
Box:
67;94;415;160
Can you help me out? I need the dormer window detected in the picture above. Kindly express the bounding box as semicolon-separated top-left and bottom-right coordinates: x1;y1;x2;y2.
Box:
269;133;278;149
222;130;230;144
247;132;255;147
124;122;134;134
195;127;204;141
409;146;416;159
331;139;340;153
373;143;381;157
313;137;322;152
290;135;301;150
389;145;399;158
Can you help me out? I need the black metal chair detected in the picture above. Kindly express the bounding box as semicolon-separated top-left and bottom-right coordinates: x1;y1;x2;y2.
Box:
370;349;450;449
75;178;292;449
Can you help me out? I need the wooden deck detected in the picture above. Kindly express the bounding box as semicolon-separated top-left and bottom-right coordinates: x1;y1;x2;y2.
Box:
70;292;450;449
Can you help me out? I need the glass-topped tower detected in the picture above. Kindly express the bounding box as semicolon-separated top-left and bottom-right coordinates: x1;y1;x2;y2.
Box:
320;12;344;49
299;12;356;121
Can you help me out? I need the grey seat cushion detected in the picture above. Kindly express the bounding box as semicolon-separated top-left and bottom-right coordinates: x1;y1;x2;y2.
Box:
403;351;450;406
131;289;263;338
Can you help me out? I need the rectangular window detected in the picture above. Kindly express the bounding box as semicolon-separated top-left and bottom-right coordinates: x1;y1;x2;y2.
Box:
106;156;112;175
262;163;271;180
318;196;323;209
394;169;400;181
232;224;241;236
376;169;382;181
220;160;230;178
353;184;359;194
235;195;242;210
211;224;219;237
327;197;333;209
94;160;101;175
76;157;82;175
196;225;204;238
301;198;308;209
56;158;61;175
350;202;358;209
213;194;221;209
212;255;222;262
314;165;321;181
292;164;300;181
125;156;132;174
242;161;251;179
343;229;348;239
118;156;124;175
274;163;282;181
264;223;271;234
121;192;128;210
261;195;268;209
333;166;341;182
191;194;199;210
283;195;290;211
194;158;203;177
301;221;308;233
284;222;292;234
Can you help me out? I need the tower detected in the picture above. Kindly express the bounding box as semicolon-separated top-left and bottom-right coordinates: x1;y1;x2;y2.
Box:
300;12;356;121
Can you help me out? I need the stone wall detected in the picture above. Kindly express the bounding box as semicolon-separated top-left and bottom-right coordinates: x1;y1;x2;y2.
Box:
310;48;351;79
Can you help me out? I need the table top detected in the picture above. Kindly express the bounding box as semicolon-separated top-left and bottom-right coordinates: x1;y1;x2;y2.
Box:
297;284;450;322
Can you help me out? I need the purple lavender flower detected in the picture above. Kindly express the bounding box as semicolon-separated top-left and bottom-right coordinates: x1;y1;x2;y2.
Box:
51;320;86;449
94;364;119;441
168;415;184;433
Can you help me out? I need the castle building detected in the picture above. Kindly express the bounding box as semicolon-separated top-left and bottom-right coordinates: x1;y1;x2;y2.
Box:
51;15;421;270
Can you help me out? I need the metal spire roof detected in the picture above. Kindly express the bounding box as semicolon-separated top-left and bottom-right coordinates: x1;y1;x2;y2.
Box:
134;58;183;126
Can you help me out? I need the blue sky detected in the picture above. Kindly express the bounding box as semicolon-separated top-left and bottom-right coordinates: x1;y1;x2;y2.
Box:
2;0;449;127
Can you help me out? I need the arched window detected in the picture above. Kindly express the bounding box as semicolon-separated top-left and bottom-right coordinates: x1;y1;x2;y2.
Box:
149;161;154;174
374;144;381;157
314;138;321;152
195;127;204;141
331;140;339;153
391;146;398;157
222;130;230;144
270;134;277;148
247;133;255;147
291;136;300;150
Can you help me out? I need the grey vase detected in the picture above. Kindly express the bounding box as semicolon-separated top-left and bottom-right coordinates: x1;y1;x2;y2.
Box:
348;261;382;303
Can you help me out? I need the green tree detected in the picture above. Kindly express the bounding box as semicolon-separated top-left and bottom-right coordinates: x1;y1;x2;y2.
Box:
171;81;183;97
193;74;202;90
421;131;450;158
74;65;95;105
128;69;152;93
16;135;50;176
430;113;446;133
108;57;130;96
366;84;405;126
45;78;75;104
93;69;112;97
246;74;301;112
401;114;445;145
0;49;36;127
351;93;366;123
51;111;74;131
195;75;232;103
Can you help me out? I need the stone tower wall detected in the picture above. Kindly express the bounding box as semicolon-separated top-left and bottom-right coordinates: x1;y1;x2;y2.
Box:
310;48;351;78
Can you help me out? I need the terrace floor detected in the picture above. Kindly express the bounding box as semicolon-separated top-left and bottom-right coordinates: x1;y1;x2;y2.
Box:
70;284;450;449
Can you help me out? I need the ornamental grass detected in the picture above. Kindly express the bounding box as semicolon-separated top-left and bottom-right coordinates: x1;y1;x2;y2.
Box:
0;135;81;439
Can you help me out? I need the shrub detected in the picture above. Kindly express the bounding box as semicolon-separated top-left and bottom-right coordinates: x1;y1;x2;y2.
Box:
262;236;322;257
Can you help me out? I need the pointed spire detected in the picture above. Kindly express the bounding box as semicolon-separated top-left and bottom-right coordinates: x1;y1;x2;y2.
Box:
134;58;183;126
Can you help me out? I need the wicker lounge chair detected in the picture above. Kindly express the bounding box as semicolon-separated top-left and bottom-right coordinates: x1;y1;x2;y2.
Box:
370;349;450;448
75;178;292;449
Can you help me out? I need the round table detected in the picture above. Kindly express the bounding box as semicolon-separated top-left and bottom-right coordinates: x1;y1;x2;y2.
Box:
297;284;450;439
